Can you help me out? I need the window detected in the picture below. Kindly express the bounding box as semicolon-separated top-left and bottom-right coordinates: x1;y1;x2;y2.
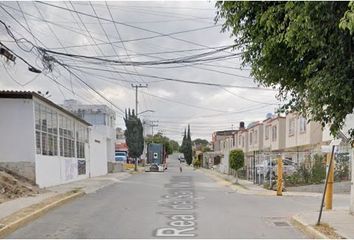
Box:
289;118;295;136
34;103;58;156
299;117;307;133
76;124;87;159
249;132;253;145
272;125;277;142
254;130;258;144
59;115;75;157
265;125;270;140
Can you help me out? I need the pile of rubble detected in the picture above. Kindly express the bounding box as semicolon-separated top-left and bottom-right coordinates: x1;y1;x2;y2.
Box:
0;170;39;204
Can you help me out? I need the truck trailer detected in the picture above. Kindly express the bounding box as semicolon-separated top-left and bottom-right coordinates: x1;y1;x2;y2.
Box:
145;143;167;172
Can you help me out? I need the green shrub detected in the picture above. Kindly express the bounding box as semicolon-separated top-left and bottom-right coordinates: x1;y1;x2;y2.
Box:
193;158;201;168
310;154;326;184
335;152;350;181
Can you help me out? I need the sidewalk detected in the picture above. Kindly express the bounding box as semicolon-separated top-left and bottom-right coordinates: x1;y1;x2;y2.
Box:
199;167;353;239
0;171;132;231
292;208;354;239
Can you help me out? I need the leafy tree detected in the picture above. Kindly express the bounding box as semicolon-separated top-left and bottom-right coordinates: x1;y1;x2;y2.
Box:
145;133;175;155
229;149;245;183
192;138;209;146
124;109;144;171
169;140;180;153
202;146;211;152
216;2;354;141
340;2;354;34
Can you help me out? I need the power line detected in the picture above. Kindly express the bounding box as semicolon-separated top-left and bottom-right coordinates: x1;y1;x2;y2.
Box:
62;65;125;114
67;65;275;90
39;46;239;67
37;1;235;51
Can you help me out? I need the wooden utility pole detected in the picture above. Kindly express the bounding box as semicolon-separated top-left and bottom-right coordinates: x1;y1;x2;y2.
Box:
277;156;283;196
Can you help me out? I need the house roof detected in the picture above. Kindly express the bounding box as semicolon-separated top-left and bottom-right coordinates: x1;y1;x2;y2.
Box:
247;121;263;129
0;90;91;126
263;116;285;124
214;130;237;136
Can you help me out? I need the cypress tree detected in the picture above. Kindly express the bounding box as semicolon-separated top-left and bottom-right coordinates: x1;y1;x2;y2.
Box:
124;108;144;171
185;125;193;165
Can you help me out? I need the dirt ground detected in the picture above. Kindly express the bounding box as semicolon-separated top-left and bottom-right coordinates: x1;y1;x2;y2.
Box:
0;170;40;204
314;223;345;239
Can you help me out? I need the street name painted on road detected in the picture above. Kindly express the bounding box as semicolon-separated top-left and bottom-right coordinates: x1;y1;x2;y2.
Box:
155;176;197;237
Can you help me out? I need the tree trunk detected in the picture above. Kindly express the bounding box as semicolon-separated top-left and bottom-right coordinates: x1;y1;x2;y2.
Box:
234;170;238;184
135;157;138;171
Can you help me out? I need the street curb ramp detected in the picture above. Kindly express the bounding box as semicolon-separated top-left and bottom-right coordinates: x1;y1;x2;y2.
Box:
290;214;344;239
0;190;84;238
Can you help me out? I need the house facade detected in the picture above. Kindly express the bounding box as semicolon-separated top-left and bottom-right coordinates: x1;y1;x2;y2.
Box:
0;91;92;187
62;100;117;174
284;112;323;163
212;130;236;152
266;116;286;152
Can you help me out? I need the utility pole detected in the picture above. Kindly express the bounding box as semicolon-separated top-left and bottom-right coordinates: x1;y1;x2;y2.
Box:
151;120;159;136
131;84;148;117
131;83;148;171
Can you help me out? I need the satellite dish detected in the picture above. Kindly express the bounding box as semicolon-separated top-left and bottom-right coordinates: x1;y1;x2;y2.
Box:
266;113;273;119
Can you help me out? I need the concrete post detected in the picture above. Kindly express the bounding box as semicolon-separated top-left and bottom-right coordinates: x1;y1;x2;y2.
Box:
277;156;283;196
325;153;335;210
350;148;354;214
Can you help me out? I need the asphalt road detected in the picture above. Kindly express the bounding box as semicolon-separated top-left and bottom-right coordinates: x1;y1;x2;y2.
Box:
8;154;343;238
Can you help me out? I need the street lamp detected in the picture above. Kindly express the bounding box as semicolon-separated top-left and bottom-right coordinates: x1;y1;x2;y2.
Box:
138;109;155;115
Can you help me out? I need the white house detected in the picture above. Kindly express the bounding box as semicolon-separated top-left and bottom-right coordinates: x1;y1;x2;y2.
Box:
0;91;91;187
62;100;117;174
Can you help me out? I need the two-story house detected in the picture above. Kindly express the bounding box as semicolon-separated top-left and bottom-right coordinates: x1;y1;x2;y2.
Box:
284;112;322;163
212;130;236;152
264;116;286;152
62;100;117;175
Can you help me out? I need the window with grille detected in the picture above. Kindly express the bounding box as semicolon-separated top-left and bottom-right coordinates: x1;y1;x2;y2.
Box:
272;125;277;142
289;118;295;136
299;117;307;133
34;102;58;156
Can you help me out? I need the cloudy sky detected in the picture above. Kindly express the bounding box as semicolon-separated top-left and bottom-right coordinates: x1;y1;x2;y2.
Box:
0;1;282;143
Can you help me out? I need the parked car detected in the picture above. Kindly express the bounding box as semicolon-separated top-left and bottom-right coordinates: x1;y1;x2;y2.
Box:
178;155;185;162
257;158;297;177
115;151;127;162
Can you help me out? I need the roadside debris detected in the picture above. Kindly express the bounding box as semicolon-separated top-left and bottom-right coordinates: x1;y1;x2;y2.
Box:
0;170;40;204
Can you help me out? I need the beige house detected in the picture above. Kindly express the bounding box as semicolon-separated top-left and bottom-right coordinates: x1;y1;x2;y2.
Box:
247;122;264;152
236;129;248;153
263;116;286;152
284;112;322;163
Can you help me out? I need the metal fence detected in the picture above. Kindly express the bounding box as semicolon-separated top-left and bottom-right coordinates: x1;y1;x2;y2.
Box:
245;146;352;190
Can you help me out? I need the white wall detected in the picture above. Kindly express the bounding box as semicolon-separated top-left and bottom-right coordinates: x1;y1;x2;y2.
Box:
0;98;35;163
89;128;108;177
35;155;62;187
92;125;115;162
35;155;89;188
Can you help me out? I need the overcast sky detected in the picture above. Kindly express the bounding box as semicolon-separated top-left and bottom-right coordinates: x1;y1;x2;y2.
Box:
0;1;282;143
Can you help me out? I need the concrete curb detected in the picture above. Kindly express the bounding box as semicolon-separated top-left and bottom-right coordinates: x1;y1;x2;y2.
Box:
290;214;334;239
0;191;84;238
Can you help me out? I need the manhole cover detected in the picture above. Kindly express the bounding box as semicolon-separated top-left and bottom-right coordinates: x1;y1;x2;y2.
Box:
273;221;290;227
263;217;291;227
